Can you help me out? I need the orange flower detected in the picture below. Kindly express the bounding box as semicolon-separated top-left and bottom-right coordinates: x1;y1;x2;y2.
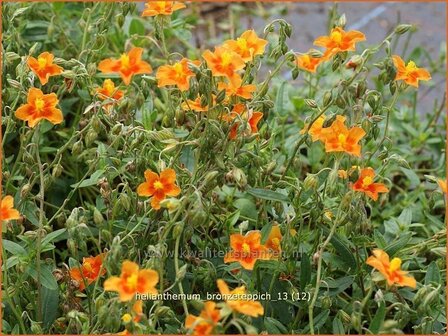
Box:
96;79;124;111
217;76;256;99
222;29;268;62
314;27;365;56
265;225;282;257
70;254;106;291
437;179;447;193
224;104;263;140
181;95;215;112
392;55;431;88
98;47;152;86
224;231;270;270
202;46;245;83
136;168;181;210
0;196;21;222
141;1;186;16
27;52;63;85
104;260;159;302
132;300;144;323
366;249;416;288
15;88;63;128
156;58;199;91
320;115;365;157
296;52;328;73
185;301;221;336
300;115;326;142
352;168;389;201
217;279;264;317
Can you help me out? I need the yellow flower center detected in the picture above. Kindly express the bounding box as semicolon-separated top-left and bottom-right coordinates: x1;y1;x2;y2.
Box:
120;54;130;69
35;98;45;111
126;273;138;289
271;238;280;247
389;257;402;272
122;313;132;323
338;133;347;145
173;62;184;78
221;51;233;67
83;261;93;273
153;181;164;190
331;30;343;44
242;243;251;254
104;80;115;96
405;61;417;73
37;57;47;69
362;176;373;188
236;37;248;51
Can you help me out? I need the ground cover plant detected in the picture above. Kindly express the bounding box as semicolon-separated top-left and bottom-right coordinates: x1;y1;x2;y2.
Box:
1;1;447;335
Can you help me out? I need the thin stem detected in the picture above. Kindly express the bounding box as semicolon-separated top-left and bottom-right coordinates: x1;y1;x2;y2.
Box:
34;126;45;322
174;229;189;316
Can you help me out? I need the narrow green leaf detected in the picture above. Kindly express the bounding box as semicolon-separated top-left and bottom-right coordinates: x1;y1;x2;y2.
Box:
300;253;311;290
71;169;105;188
369;301;386;334
247;188;289;202
2;240;27;256
42;286;59;329
425;261;441;285
27;264;58;290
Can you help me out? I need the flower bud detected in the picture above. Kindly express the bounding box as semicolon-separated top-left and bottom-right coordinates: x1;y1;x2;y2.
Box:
305;99;317;109
303;174;318;190
172;222;184;239
93;208;104;225
176;264;188;280
395;24;413;35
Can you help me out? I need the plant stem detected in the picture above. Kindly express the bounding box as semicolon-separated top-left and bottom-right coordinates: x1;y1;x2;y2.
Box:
174;229;189;316
34;126;45;322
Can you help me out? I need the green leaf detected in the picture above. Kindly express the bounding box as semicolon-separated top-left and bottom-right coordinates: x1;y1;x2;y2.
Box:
260;222;273;244
247;188;290;202
369;301;385;334
275;81;287;116
300;253;311;290
384;232;412;256
129;18;145;36
303;310;330;333
373;230;387;248
27;264;58;290
332;317;345;334
324;276;354;296
425;261;441;285
265;317;288;334
398;207;412;226
41;229;67;246
321;227;357;270
233;198;258;220
42;286;59;330
71;169;105;188
400;167;420;189
2;240;27;256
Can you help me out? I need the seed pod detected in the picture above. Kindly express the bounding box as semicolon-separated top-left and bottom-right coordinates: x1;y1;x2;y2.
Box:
216;89;226;104
52;163;63;178
323;91;332;106
85;129;98;147
291;67;299;80
71;140;83;155
201;170;219;190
